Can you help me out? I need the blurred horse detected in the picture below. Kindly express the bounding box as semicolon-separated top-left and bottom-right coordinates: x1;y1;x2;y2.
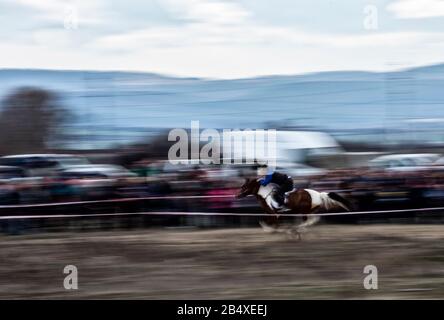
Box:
236;178;351;238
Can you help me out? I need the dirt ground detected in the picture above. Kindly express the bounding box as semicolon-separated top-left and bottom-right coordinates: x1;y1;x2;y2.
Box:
1;224;444;299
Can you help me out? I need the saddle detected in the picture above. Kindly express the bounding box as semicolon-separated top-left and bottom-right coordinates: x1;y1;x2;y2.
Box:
258;184;295;212
270;189;296;212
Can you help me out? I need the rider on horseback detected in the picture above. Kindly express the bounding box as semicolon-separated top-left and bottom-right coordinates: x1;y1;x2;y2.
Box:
257;164;294;210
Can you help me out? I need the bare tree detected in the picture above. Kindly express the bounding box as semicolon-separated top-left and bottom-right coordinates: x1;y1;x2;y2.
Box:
0;87;69;155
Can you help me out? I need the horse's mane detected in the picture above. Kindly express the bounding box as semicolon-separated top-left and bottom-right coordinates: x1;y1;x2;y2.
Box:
249;178;261;194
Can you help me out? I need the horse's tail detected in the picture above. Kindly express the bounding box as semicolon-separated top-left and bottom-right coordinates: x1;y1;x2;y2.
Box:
327;192;352;212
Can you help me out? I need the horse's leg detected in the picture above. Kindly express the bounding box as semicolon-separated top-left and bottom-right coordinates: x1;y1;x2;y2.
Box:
284;224;302;240
259;220;277;233
296;214;320;230
257;197;281;232
290;213;320;238
259;209;300;235
259;214;280;233
284;190;314;239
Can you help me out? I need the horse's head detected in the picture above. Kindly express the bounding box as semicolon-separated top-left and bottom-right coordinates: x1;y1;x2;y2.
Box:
236;178;260;198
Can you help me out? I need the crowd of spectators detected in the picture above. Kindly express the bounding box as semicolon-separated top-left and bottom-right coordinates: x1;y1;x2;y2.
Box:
2;156;444;213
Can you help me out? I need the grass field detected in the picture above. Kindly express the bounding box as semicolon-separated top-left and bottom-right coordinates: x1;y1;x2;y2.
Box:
1;224;444;299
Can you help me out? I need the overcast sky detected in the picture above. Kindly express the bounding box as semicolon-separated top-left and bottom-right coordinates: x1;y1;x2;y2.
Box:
1;0;444;79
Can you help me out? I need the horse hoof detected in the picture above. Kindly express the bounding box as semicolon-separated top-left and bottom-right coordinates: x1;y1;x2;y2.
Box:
294;231;302;240
284;227;302;240
259;221;277;233
296;227;306;234
290;232;302;241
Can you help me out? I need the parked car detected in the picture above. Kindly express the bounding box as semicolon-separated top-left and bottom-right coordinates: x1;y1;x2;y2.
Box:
58;164;136;178
0;166;28;204
276;162;327;178
0;154;90;177
0;166;26;180
369;154;441;172
55;164;137;200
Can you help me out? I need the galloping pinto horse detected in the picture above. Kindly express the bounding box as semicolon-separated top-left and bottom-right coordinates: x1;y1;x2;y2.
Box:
236;178;351;236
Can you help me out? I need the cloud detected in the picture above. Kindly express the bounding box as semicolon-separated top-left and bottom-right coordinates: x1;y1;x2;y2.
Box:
161;0;250;24
94;21;442;50
2;0;444;78
387;0;444;19
94;0;443;51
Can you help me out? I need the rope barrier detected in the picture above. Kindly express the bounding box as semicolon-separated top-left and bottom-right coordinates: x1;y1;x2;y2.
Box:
0;189;352;209
0;191;443;221
1;206;444;220
0;194;236;209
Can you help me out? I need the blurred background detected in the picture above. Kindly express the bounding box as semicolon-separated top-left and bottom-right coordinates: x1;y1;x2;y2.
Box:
1;68;444;227
2;0;444;299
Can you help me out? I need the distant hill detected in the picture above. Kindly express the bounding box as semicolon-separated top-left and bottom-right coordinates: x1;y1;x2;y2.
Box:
0;64;443;148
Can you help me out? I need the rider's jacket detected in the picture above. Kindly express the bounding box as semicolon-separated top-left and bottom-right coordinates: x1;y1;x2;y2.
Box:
260;171;293;188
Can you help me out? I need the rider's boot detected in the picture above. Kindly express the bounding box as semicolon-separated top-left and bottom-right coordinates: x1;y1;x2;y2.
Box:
270;199;282;210
284;190;292;204
271;191;285;210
